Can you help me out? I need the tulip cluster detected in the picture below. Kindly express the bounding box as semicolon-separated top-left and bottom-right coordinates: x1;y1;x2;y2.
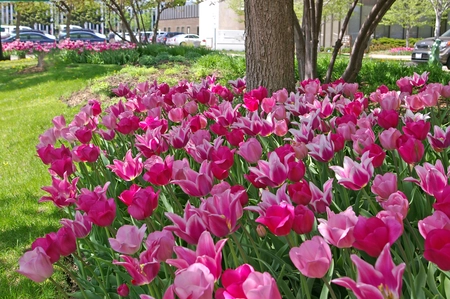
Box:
18;71;450;298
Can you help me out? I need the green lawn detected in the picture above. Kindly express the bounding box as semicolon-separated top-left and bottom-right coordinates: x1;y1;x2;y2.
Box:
0;59;122;299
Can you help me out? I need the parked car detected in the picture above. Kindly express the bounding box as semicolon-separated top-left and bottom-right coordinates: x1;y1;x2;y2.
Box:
157;32;184;44
58;30;106;43
411;29;450;68
166;34;205;47
1;31;56;44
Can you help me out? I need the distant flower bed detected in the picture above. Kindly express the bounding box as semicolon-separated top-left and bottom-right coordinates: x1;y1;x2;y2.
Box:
390;47;414;54
2;39;136;57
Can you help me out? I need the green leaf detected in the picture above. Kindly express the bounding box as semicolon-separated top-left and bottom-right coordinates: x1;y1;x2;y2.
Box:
414;260;427;299
444;277;450;298
68;290;103;299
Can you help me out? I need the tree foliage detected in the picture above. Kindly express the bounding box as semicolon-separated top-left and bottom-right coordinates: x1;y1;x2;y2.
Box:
72;1;103;26
381;0;432;46
15;3;52;27
427;0;450;37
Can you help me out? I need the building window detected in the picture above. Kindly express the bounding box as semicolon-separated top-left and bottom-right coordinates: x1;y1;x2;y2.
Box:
176;27;179;32
164;27;166;32
181;26;184;33
187;26;190;33
197;26;199;35
168;27;171;32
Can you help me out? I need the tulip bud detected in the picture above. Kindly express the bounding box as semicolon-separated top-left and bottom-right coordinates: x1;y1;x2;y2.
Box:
256;224;266;237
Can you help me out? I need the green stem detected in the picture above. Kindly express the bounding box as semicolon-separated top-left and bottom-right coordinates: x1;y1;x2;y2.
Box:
48;276;69;299
322;277;338;299
300;274;312;299
231;233;249;264
56;262;89;299
72;252;109;297
228;238;240;268
396;242;417;299
241;223;263;270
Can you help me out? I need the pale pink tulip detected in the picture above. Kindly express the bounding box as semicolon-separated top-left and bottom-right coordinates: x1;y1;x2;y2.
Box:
418;210;450;239
289;236;332;278
109;224;147;255
371;172;397;200
242;271;282;299
318;207;358;248
17;247;54;283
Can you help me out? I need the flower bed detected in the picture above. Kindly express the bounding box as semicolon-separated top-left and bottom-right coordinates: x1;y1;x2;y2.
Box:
389;47;414;55
18;72;450;298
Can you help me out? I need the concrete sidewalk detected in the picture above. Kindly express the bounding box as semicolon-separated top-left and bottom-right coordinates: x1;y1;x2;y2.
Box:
366;53;411;61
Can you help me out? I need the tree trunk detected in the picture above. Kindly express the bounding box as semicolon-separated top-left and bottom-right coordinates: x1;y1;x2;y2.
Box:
15;11;20;39
325;0;359;83
152;4;163;44
302;0;323;79
66;11;71;38
405;26;410;47
293;13;305;81
435;14;442;38
244;0;295;94
341;0;396;83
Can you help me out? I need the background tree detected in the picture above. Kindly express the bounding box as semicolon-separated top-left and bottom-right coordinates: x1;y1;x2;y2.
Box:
147;0;186;43
15;3;52;28
72;1;103;26
381;0;432;47
427;0;450;37
52;0;91;37
244;0;295;93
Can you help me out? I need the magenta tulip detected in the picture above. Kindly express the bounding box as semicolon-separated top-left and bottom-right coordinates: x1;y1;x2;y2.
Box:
31;233;60;264
332;244;405;299
17;247;54;283
60;211;92;239
396;135;424;164
55;226;77;256
216;264;254;299
117;284;129;297
353;216;390;257
256;201;295;236
172;160;214;197
434;185;450;217
427;125;450;152
72;144;100;163
306;134;335;162
377;109;399;129
165;202;207;245
40;173;78;208
403;119;431;141
424;229;450;271
128;186;159;220
113;254;160;286
288;179;312;206
143;155;173;186
292;205;315;235
289;236;332;278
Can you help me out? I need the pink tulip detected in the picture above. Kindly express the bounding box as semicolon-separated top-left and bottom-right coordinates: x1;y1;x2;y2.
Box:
288;179;312;205
40;173;78;208
329;151;374;190
332;244;405;299
128;186;159;220
379;128;401;150
371;172;397;201
31;233;60;264
172;161;214;197
256;201;295;236
309;178;334;213
17;247;54;283
113;254;160;286
145;230;175;262
117;284;129;297
109;224;147;255
396;135;424;164
247;151;288;188
143;155;173;186
60;211;92;238
226;128;245;146
353;216;390;257
289;236;332;278
318;207;358;248
306;134;335;162
404;160;448;196
87;198;116;227
49;157;75;178
216;264;254;299
427;125;450;152
107;150;143;181
55;226;77;256
165;202;207;245
292;205;315;234
377;109;399;129
418;211;450;239
135;127;169;158
198;189;243;237
424;229;450;271
238;138;262;164
380;191;409;219
164;263;215;299
376;211;404;245
379;91;401;110
116;114;140;135
434;185;450;217
242;271;282;299
118;184;141;206
403;120;431;141
352;127;375;155
166;231;227;280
